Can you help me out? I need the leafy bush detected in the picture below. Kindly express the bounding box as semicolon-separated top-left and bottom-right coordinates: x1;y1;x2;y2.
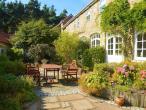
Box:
55;32;79;63
76;38;90;66
7;48;23;61
82;49;93;69
0;60;25;75
0;74;36;110
94;63;114;76
79;71;109;98
82;46;106;69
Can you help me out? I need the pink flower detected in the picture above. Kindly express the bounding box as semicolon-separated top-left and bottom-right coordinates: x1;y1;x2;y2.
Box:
117;67;124;74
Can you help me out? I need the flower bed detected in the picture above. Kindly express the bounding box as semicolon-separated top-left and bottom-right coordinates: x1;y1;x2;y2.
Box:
79;62;146;108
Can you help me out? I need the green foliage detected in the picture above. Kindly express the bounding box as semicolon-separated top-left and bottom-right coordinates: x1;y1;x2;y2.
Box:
12;19;59;48
90;46;106;63
79;71;109;97
0;0;67;33
7;48;23;61
100;0;146;60
82;49;93;69
55;32;79;63
76;37;90;66
94;63;114;76
11;19;60;62
0;74;36;110
0;55;25;75
82;46;106;69
28;44;50;62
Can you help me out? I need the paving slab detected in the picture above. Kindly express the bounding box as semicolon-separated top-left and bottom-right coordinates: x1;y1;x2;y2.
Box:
42;96;58;103
42;102;61;109
58;94;84;101
71;99;94;110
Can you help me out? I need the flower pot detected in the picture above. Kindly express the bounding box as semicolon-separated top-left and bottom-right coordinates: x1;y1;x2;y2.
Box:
115;97;124;106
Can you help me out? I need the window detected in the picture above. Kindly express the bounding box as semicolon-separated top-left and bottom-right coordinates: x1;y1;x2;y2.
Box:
77;19;80;28
86;12;91;21
136;33;146;57
91;33;100;47
107;36;122;55
108;38;113;55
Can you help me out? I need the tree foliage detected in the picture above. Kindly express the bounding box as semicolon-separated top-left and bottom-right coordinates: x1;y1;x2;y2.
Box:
55;32;79;63
101;0;146;60
0;0;68;33
12;19;59;48
11;19;60;62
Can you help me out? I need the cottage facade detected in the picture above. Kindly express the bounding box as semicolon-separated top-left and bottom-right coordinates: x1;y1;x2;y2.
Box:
61;0;144;63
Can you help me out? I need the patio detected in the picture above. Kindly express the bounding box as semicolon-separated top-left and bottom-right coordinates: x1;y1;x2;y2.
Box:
24;81;145;110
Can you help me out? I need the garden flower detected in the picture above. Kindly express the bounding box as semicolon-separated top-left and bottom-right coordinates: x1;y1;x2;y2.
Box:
117;67;124;74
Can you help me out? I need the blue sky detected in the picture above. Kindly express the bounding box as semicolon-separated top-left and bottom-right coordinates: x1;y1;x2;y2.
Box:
6;0;91;15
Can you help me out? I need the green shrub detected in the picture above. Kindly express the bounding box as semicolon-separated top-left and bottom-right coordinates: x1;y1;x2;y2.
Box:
0;55;25;75
76;38;90;66
79;71;109;98
90;46;106;64
55;32;79;63
82;46;106;69
94;63;114;76
0;74;36;110
82;49;93;69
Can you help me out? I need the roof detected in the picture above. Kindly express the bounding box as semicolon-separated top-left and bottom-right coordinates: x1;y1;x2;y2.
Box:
62;0;98;29
0;31;10;45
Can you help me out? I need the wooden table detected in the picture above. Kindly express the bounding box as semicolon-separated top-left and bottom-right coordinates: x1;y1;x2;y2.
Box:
41;64;62;84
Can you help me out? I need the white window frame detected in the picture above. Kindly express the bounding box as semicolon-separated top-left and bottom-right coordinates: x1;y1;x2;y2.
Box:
107;35;122;56
134;32;146;60
91;33;100;48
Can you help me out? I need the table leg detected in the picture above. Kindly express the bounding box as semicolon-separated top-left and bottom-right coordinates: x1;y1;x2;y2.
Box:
54;70;55;78
58;69;59;82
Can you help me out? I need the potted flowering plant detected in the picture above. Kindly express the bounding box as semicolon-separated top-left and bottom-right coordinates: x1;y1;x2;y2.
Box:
113;64;136;106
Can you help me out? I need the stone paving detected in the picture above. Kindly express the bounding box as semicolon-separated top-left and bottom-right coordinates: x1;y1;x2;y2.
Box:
34;81;146;110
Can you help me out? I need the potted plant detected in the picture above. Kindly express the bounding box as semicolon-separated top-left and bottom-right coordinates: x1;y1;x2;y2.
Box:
115;96;125;106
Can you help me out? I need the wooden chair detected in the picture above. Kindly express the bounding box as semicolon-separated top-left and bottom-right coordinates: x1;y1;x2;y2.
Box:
62;64;78;81
26;64;40;85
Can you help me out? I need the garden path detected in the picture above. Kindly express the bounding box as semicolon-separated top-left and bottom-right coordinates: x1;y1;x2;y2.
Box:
34;81;131;110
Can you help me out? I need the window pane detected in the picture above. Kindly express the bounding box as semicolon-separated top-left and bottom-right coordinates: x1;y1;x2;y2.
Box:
108;45;110;49
115;50;119;55
116;37;119;43
108;39;110;44
143;41;146;48
137;34;142;41
137;42;142;48
96;40;100;46
108;50;110;55
143;50;146;57
111;44;113;49
137;50;143;57
111;38;113;43
116;44;119;49
111;50;113;55
144;33;146;40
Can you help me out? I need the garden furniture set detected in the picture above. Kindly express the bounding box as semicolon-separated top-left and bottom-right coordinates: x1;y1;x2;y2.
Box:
25;62;79;85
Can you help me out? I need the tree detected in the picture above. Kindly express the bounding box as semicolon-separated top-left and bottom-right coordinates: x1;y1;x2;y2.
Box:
101;0;146;61
11;19;60;61
55;32;79;63
0;0;68;33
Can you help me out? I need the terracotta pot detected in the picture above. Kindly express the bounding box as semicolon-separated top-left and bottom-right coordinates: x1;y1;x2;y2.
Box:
115;97;124;106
